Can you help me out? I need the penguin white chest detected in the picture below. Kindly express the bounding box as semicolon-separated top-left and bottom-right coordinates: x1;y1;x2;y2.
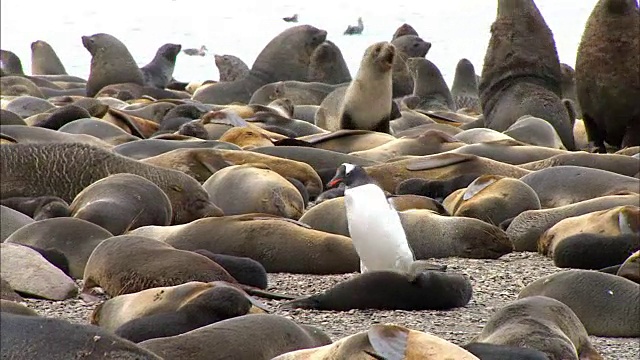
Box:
344;184;415;272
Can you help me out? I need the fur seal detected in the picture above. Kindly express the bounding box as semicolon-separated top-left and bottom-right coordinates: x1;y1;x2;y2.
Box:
443;175;541;226
316;42;395;133
451;58;481;113
214;54;250;82
392;23;419;40
0;196;70;220
505;194;640;251
453;127;513;144
82;33;145;97
91;281;267;330
538;205;639;255
129;214;360;274
138;314;331;360
520;151;640;177
519;165;639;208
69;173;173;235
503;115;567;149
349;130;464;162
475;296;603;360
300;199;513;259
575;0;640;151
141;43;182;89
479;0;576;150
0;124;113;149
113;138;241;160
0;50;25;75
617;250;640;283
283;270;472;311
58;118;140;145
141;148;323;197
518;270;640;337
297;130;395;153
30;40;67;75
403;57;456;112
82;235;246;297
192;250;267;289
0;205;34;242
5;217;112;279
363;152;530;193
1;313;162;360
251;145;379;186
192;25;327;105
451;140;566;165
202;164;304;219
27;104;92;130
1;142;223;224
249;80;340;106
307;40;351;85
0;276;23;302
390;35;432;99
114;285;259;343
274;324;480;360
0;109;26;126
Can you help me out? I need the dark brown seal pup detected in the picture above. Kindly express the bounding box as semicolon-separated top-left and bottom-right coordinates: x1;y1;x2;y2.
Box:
451;58;481;114
138;314;331;360
192;25;327;105
552;233;640;270
70;173;173;235
0;196;70;220
141;43;182;89
114;285;255;343
282;270;472;311
30;40;67;75
0;142;223;224
575;0;640;151
82;33;145;97
192;250;268;289
1;313;162;359
479;0;576;150
475;296;603;360
462;343;550;360
307;40;351;85
519;270;640;337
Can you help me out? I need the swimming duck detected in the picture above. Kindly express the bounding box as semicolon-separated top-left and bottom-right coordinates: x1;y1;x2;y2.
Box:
183;45;208;57
283;14;298;23
344;17;364;35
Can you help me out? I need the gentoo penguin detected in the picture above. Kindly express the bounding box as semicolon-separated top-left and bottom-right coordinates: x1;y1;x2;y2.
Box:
327;163;416;273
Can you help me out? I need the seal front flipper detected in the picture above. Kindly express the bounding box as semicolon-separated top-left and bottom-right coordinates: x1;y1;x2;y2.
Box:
405;152;476;171
367;324;409;360
363;350;388;360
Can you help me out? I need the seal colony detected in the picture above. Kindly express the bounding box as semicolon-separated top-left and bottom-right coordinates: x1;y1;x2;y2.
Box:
1;2;639;360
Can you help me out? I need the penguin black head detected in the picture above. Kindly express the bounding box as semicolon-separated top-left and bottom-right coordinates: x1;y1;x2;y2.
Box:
327;163;372;189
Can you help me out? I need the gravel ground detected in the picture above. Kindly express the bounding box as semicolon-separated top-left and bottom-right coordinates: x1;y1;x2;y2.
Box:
25;252;639;360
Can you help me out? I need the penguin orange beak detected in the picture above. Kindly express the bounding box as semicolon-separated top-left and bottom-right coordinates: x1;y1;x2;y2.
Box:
327;176;343;189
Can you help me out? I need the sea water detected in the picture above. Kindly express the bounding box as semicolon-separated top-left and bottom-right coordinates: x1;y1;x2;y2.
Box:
1;0;597;87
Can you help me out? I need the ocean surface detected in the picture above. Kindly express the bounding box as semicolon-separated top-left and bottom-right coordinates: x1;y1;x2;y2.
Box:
1;0;598;87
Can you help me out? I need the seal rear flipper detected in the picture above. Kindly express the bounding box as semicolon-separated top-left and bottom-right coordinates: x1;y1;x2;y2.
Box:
279;296;321;309
234;284;294;301
367;324;409;360
405;152;476;171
